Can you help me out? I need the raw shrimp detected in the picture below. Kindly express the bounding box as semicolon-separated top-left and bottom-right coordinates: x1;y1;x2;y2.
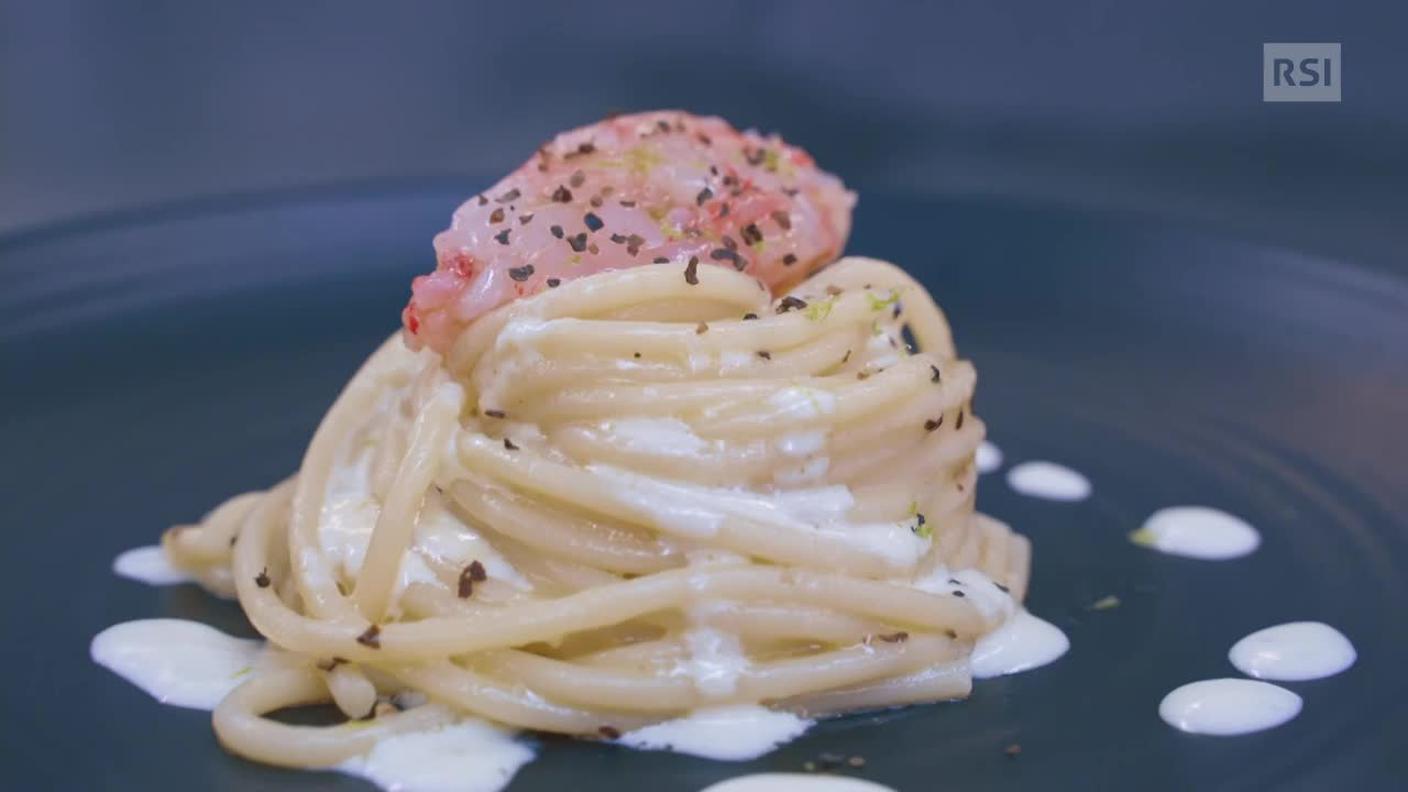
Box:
403;110;855;353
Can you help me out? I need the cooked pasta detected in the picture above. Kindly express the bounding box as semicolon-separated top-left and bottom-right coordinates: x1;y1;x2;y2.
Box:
163;254;1029;769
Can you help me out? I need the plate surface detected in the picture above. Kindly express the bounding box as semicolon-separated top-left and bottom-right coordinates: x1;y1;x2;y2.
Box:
2;186;1405;791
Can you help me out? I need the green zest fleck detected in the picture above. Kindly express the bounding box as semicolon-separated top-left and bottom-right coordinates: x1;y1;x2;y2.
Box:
1090;595;1121;611
1128;527;1157;547
866;288;900;312
763;148;782;172
803;295;837;322
907;501;932;539
230;666;252;679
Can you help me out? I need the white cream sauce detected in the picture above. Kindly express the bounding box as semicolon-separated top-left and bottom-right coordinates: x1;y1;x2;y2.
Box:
975;441;1003;474
338;715;534;792
683;627;749;698
600;417;711;457
1229;621;1356;681
701;774;897;792
1131;506;1260;560
615;705;813;761
1158;678;1301;735
1005;461;1091;501
89;619;266;710
970;610;1071;679
767;386;838;420
112;545;191;585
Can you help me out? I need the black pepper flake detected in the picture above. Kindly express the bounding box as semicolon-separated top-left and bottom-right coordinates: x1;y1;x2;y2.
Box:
489;207;505;224
356;625;382;649
625;234;644;256
609;233;628;244
952;590;967;598
495;188;520;204
696;187;713;206
782;253;798;266
930;365;942;383
632;352;641;359
718;202;730;218
483;409;507;419
653;256;669;264
569;170;586;188
683;257;700;285
744;146;767;166
508;264;534;281
710;247;742;267
777;295;808;313
567;232;588;252
476;194;488;206
742;312;758;320
695;322;709;334
892;302;902;319
458;560;487;598
583;212;603;231
316;657;346;672
698;133;713;146
494;229;511;245
770;210;792;230
878;631;909;643
721;234;738;251
945;629;959;639
857;371;871;380
757;350;772;360
782;187;799;196
587;242;599;255
994;581;1011;593
598;726;621;740
841;349;852;363
589;195;603;208
255;568;271;588
519;213;534;225
618;199;636;207
503;437;518;451
925;417;944;432
955;410;965;429
657;119;671;133
546;278;561;288
948;577;962;585
550;224;564;239
740;223;763;245
552;185;573;203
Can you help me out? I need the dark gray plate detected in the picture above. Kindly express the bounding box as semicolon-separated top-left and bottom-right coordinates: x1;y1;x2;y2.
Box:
2;186;1405;791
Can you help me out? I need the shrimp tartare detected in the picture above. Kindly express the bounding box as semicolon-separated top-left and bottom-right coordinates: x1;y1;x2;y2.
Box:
403;110;855;353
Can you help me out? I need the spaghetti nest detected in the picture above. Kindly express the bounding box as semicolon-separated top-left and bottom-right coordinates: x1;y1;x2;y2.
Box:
164;256;1029;769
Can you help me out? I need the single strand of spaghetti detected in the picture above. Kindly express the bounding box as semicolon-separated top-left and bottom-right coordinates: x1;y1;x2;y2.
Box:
448;265;768;375
213;668;451;768
354;381;464;621
734;634;956;703
783;659;971;717
797;257;957;358
389;662;656;733
446;479;679;575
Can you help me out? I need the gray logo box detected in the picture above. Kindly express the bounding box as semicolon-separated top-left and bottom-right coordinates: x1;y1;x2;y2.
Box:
1264;43;1341;102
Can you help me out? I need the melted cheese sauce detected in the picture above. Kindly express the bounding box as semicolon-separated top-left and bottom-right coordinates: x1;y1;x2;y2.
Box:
112;545;191;585
1005;461;1091;501
1130;506;1260;560
89;619;267;709
975;441;1003;474
1158;678;1301;735
970;610;1070;679
337;714;534;792
615;705;814;761
1229;621;1356;681
701;774;897;792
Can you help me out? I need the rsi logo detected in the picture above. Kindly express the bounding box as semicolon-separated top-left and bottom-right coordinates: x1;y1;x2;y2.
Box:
1264;43;1341;102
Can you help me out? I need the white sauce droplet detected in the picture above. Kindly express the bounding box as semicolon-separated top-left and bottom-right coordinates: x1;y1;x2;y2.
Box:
112;545;191;585
338;717;534;792
1131;506;1260;560
616;705;812;761
1229;621;1356;681
970;610;1070;679
701;774;897;792
1006;461;1090;501
1159;678;1301;735
975;441;1003;474
90;619;263;710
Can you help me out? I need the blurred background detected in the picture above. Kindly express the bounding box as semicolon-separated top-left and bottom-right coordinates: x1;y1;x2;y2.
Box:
2;0;1405;269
